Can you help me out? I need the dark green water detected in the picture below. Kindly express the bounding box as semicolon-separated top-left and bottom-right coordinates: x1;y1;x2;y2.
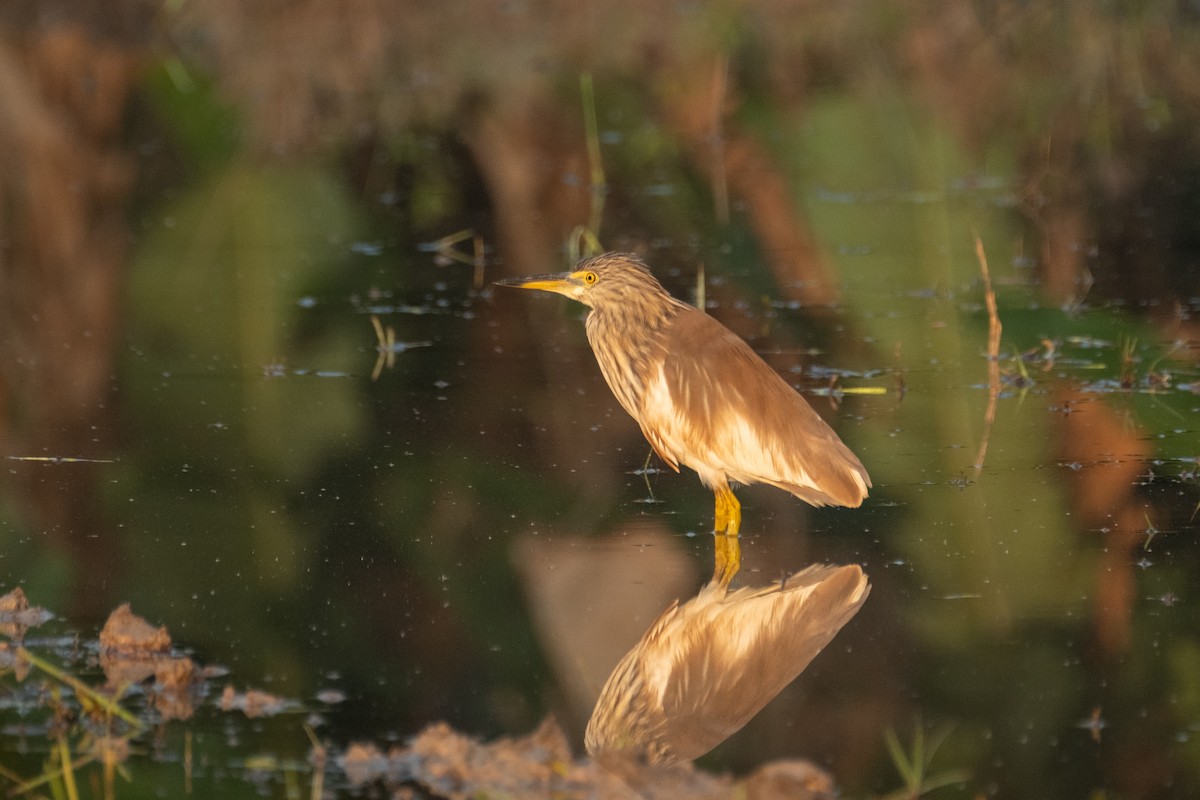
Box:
2;4;1199;798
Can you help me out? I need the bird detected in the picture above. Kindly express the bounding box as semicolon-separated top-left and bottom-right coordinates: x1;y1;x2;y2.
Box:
498;252;870;586
585;563;870;767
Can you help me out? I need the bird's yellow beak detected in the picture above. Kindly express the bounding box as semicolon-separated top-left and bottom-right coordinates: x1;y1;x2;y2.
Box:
495;271;585;300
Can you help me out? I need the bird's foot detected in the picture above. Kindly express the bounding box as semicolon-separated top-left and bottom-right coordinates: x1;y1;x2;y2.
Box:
711;486;742;586
711;531;742;588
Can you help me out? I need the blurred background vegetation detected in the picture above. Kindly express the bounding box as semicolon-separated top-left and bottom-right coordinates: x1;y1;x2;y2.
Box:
0;1;1198;797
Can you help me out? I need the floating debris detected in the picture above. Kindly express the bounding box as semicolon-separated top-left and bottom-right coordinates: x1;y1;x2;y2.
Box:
149;656;200;722
0;588;53;642
96;604;200;720
338;717;838;800
0;642;32;681
262;359;288;378
339;742;395;786
99;604;171;654
809;385;888;397
315;688;347;705
1078;708;1107;743
350;240;384;256
219;685;296;718
1066;335;1115;349
5;455;116;464
370;315;433;380
418;228;486;287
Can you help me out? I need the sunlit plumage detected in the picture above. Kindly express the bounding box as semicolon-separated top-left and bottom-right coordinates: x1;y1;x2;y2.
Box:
499;253;871;584
585;563;870;766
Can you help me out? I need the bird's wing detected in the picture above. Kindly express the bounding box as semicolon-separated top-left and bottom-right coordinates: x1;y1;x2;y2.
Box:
585;598;684;763
659;309;870;507
656;564;870;762
586;566;870;766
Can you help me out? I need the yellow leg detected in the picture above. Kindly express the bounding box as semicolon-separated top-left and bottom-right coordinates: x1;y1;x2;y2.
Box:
712;486;742;587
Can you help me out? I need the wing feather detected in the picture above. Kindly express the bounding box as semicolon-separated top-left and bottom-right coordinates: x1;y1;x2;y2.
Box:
655;308;871;507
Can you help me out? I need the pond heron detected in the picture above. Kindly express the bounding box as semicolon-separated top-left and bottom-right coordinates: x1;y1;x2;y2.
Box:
498;253;870;585
585;563;870;766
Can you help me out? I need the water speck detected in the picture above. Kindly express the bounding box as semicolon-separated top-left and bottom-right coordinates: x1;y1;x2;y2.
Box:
351;241;384;256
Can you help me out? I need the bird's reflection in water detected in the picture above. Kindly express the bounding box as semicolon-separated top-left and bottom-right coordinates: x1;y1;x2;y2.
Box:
586;564;869;769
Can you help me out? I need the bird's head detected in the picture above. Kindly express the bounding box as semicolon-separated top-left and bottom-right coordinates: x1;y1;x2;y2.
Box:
495;253;670;311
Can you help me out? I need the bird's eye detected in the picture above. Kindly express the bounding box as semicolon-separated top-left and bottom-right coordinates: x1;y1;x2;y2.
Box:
582;271;598;285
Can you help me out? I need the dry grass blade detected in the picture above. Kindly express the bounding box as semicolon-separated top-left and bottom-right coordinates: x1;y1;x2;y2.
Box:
304;724;326;800
567;225;603;263
9;737;92;799
420;229;478;265
58;735;80;800
972;232;1002;472
370;315;395;381
565;73;607;265
185;730;193;795
710;56;730;225
580;72;605;242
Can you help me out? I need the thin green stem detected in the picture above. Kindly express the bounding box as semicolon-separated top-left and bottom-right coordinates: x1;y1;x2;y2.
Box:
579;72;605;254
17;647;142;729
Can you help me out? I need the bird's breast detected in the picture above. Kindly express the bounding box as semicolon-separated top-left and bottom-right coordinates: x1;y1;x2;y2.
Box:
585;311;668;421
